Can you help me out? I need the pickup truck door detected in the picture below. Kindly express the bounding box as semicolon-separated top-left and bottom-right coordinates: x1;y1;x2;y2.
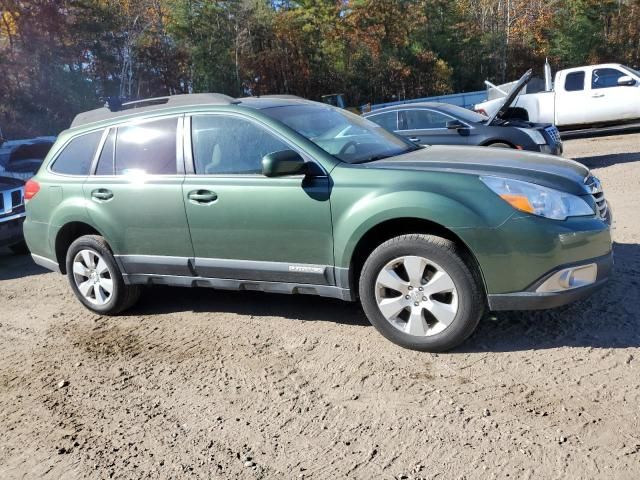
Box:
555;69;590;126
585;67;639;123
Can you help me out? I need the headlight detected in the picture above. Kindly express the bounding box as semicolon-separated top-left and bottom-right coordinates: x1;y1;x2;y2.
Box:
517;128;546;145
480;176;594;220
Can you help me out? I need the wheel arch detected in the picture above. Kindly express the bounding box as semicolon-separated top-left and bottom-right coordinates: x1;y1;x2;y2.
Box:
346;217;487;296
481;139;517;148
54;221;105;274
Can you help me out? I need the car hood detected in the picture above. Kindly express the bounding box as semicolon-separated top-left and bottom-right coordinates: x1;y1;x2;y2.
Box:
0;176;24;190
487;69;533;126
364;146;591;195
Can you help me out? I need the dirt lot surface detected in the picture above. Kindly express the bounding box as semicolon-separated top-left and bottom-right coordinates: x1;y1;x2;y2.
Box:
1;133;639;479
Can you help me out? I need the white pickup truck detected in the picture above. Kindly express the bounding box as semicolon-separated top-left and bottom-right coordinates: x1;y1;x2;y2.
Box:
475;63;640;129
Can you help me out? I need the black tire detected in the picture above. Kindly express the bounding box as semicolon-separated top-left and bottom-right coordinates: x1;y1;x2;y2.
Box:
359;234;484;352
65;235;141;315
9;240;29;255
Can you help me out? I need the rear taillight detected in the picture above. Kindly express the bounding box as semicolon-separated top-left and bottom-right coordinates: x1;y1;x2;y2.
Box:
24;179;40;201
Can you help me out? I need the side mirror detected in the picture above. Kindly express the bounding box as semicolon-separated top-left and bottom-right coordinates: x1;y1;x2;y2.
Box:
617;75;636;86
446;120;466;130
262;150;307;177
446;119;470;136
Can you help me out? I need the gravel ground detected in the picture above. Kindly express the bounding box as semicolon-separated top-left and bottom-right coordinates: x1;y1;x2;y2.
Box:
1;133;639;479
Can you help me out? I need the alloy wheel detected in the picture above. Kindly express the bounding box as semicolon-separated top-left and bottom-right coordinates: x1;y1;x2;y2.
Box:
72;249;113;306
374;255;459;337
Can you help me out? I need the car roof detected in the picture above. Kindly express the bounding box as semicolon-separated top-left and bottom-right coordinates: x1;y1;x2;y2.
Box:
364;102;451;115
70;93;320;130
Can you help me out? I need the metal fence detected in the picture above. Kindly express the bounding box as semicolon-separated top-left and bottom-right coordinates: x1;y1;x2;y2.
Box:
365;90;487;112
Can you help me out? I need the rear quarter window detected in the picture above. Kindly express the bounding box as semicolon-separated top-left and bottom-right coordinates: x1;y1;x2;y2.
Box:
50;130;103;176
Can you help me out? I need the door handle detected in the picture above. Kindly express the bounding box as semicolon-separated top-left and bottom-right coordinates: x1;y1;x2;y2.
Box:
592;93;605;98
188;190;218;204
91;188;113;201
408;137;421;143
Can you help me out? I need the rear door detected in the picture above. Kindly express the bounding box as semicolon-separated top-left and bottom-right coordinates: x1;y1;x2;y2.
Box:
397;109;471;146
181;113;334;285
555;69;589;126
83;115;194;276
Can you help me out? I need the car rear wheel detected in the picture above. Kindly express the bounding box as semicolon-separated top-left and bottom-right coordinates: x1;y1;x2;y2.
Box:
487;142;512;148
359;234;484;352
66;235;140;315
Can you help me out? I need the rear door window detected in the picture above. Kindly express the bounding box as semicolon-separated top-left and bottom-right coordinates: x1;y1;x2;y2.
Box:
51;130;103;176
564;71;585;92
399;110;450;130
114;117;178;175
367;112;398;131
95;129;115;175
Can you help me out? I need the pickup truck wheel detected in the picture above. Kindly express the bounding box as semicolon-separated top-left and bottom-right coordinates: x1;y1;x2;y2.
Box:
65;235;140;315
359;234;484;352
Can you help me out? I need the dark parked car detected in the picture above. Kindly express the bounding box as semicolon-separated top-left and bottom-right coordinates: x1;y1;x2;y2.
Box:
0;176;27;254
0;136;56;181
364;102;563;155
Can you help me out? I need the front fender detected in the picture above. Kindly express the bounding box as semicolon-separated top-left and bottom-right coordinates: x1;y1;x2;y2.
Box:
331;174;514;268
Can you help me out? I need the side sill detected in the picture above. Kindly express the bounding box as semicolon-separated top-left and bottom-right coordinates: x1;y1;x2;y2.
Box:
122;273;356;302
31;254;61;274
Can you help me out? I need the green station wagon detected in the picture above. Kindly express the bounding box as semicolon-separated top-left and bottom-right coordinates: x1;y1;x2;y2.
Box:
23;94;612;351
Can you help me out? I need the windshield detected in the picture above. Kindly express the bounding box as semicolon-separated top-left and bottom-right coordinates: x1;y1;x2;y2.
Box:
439;104;488;123
621;65;640;78
261;104;418;163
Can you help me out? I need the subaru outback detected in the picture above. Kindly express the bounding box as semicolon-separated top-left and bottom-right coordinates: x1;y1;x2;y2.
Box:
24;94;612;351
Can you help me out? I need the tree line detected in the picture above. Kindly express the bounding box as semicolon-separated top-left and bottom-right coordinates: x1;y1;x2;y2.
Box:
1;0;639;138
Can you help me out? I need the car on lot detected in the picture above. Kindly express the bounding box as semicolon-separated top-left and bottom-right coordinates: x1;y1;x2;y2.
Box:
0;136;56;182
476;63;640;129
24;94;612;351
364;100;562;155
0;176;27;254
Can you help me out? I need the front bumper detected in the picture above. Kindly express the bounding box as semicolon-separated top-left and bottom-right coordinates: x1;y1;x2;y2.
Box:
537;143;563;156
487;253;612;310
0;213;26;248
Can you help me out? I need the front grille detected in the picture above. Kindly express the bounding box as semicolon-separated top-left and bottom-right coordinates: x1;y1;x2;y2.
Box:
0;187;24;217
11;189;22;208
544;125;562;145
585;175;608;220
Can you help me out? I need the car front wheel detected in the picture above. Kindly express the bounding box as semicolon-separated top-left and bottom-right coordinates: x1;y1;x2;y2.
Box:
359;234;484;352
66;235;140;315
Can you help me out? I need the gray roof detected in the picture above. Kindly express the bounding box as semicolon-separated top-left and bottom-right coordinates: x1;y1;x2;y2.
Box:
364;102;448;115
70;93;238;128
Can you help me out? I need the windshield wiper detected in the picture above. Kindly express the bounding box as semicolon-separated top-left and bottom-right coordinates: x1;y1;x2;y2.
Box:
353;154;393;164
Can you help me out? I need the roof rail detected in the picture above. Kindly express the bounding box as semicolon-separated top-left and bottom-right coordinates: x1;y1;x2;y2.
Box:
71;93;239;128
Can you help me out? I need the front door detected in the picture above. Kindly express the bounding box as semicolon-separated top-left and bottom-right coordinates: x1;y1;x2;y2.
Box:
182;113;334;286
586;67;639;123
83;115;194;276
397;109;472;146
